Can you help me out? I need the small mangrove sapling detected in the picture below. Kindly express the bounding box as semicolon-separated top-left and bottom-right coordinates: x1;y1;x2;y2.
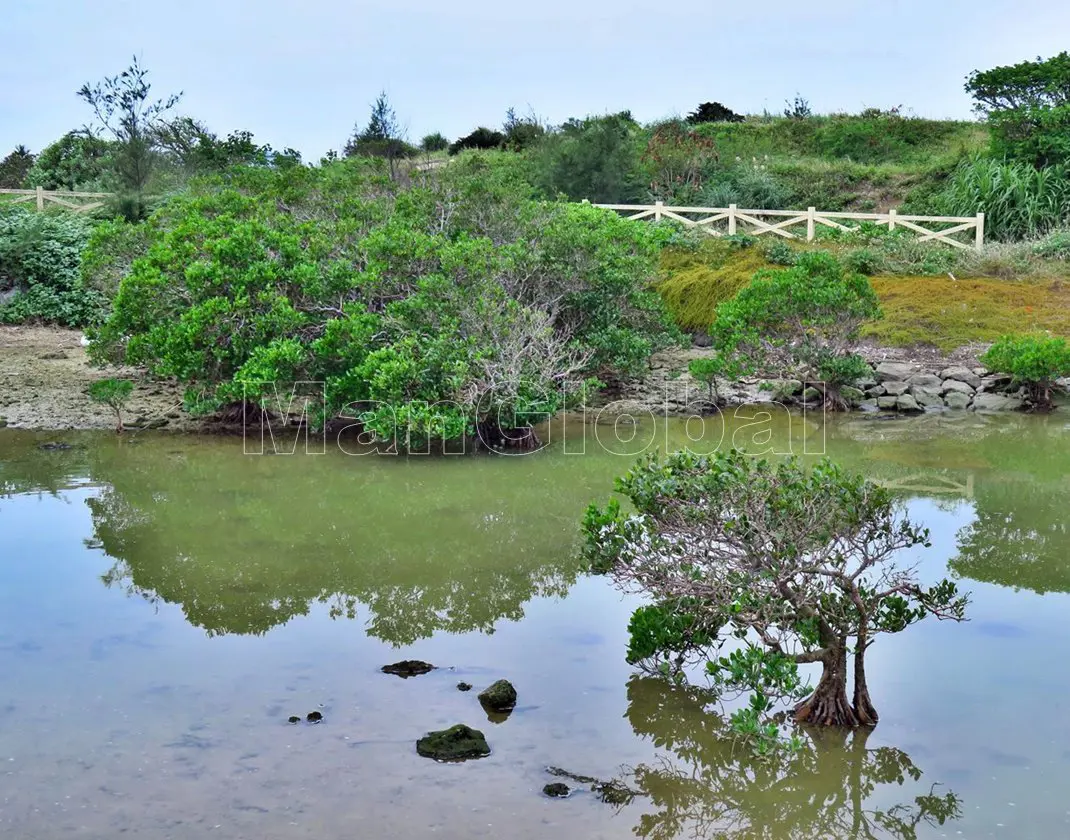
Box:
688;354;743;405
87;378;134;432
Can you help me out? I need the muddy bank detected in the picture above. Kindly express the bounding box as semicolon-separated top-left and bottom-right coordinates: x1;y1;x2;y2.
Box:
0;326;195;431
0;327;1057;433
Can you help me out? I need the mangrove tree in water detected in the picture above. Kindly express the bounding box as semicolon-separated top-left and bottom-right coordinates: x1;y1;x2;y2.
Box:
582;449;968;731
87;156;680;449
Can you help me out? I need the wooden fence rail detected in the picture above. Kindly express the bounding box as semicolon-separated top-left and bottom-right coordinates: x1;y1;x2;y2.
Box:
594;201;985;250
0;187;113;214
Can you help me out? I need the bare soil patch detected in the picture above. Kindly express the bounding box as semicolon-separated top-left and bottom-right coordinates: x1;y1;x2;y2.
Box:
0;326;194;431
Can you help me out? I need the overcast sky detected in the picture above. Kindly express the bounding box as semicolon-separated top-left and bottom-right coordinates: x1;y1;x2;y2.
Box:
3;0;1067;160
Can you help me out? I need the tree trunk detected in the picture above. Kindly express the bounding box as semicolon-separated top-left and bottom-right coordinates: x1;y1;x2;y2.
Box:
474;420;542;452
794;641;859;727
807;380;849;412
852;636;879;726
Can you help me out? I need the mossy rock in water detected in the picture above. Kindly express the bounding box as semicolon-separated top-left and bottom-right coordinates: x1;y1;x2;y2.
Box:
416;724;490;761
456;682;472;692
543;783;570;798
478;679;517;711
381;660;435;678
840;385;865;406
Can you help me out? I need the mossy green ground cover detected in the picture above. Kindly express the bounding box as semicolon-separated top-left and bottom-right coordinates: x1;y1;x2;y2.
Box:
656;241;1070;351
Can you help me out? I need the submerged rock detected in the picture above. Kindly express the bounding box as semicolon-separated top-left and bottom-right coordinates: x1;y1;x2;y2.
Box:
416;724;490;761
37;442;72;451
306;711;323;723
543;783;570;798
381;660;435;678
896;394;922;413
972;392;1024;412
456;682;473;692
546;766;642;806
478;679;517;711
287;715;301;724
483;707;513;725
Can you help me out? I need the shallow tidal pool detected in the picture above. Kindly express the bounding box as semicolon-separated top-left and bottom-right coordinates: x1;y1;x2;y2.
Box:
2;410;1069;839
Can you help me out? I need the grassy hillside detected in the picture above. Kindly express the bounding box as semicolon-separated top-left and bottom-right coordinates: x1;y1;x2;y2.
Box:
690;115;987;212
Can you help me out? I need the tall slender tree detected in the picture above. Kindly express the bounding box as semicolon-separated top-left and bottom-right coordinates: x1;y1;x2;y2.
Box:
343;91;411;179
0;145;35;188
78;56;182;217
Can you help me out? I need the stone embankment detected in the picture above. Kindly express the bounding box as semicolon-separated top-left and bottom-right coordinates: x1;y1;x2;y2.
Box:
614;348;1067;416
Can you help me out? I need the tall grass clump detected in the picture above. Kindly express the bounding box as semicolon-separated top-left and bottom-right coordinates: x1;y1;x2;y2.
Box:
934;156;1070;241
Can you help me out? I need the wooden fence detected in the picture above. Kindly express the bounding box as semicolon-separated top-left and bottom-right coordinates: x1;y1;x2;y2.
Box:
0;187;112;214
593;201;986;250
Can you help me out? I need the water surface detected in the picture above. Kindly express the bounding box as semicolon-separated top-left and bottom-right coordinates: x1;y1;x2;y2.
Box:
2;411;1069;839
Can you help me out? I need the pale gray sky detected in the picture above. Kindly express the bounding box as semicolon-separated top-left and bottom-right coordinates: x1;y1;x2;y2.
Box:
2;0;1067;159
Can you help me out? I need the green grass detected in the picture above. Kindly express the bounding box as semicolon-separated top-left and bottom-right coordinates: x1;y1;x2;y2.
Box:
692;116;987;167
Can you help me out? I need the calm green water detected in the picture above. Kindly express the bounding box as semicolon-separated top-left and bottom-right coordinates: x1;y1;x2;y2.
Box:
2;411;1069;839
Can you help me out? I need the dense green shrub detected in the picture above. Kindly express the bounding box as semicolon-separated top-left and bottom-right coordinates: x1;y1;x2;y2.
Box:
759;238;798;266
528;113;644;203
642;120;720;203
90;160;680;446
420;132;449;152
701;162;790;209
502;108;545;151
686;102;744;124
448;127;505;155
710;251;881;407
967;52;1070;167
25;132;112;191
980;333;1070;410
0;208;102;326
931;156;1070;240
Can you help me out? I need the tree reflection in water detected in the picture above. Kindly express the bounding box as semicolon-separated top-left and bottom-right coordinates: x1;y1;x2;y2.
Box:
619;676;961;840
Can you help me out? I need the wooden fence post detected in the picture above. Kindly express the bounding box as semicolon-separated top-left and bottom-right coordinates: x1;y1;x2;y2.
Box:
654;200;663;222
728;204;737;235
806;207;816;241
888;208;897;231
35;186;44;211
975;212;985;251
